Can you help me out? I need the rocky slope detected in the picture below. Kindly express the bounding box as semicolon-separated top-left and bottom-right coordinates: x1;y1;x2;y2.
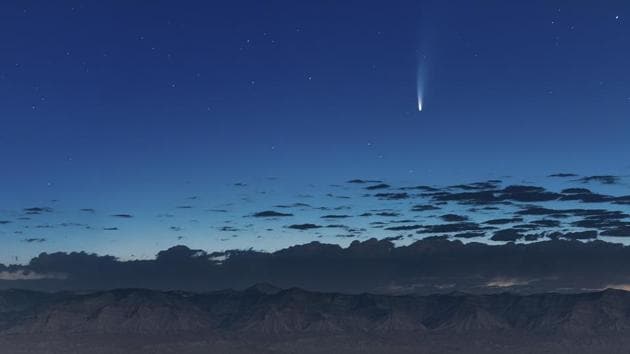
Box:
2;286;630;353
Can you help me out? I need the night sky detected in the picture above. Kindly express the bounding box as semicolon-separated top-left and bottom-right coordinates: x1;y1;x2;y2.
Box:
1;1;629;263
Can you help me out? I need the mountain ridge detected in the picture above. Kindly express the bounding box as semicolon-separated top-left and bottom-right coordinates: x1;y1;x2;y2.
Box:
2;286;630;352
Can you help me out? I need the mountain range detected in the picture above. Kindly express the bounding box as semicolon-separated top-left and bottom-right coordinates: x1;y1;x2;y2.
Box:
2;286;630;353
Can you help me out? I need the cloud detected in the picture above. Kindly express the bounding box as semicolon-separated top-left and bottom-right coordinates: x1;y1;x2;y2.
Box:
440;214;469;222
321;214;350;219
448;181;501;190
577;175;621;185
484;218;523;225
601;226;630;237
274;203;311;209
491;228;526;242
375;211;400;217
8;238;630;294
23;207;53;215
287;223;321;230
22;238;46;243
0;270;66;280
347;179;382;184
365;183;390;190
548;173;579;178
548;230;598;240
385;225;423;231
453;232;486;238
417;222;493;234
410;204;441;212
373;192;409;200
253;210;293;217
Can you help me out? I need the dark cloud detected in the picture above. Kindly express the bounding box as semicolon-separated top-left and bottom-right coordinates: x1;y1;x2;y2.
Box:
428;190;500;204
500;185;561;202
484;218;524;225
448;181;500;191
103;227;118;231
559;191;614;203
385;225;423;231
548;173;579;178
274;203;311;208
321;215;350;219
9;238;630;295
601;226;630;237
347;179;382;184
548;230;598;240
512;223;543;231
425;184;618;206
253;210;293;217
35;224;54;229
79;208;95;213
347;179;367;184
206;209;228;213
453;232;486;238
515;206;571;218
568;210;630;236
440;214;469;222
22;238;46;243
287;223;321;230
23;207;53;215
417;222;493;234
373;192;409;200
410;204;441;212
530;219;562;228
614;196;630;205
561;188;592;194
325;193;351;199
491;228;526;242
375;212;400;217
365;183;390;190
400;185;440;192
111;214;133;218
577;175;621;185
325;224;349;229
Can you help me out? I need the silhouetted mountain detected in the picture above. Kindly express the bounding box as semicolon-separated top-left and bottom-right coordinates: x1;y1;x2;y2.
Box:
3;287;630;353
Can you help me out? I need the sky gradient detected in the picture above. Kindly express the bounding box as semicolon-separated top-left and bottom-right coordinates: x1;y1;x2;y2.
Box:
1;1;629;263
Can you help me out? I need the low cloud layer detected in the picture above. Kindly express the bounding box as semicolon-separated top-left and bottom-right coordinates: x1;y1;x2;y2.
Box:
4;238;630;294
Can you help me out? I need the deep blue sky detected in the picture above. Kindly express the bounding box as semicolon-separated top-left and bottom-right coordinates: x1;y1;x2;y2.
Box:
1;1;629;262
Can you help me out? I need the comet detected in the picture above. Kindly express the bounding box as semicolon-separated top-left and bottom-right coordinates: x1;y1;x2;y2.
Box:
416;66;424;112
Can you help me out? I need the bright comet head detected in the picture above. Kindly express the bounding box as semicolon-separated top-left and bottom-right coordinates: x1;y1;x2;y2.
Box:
417;97;423;112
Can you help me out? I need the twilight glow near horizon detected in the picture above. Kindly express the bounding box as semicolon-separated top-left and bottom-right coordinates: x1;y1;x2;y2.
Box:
1;1;630;263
